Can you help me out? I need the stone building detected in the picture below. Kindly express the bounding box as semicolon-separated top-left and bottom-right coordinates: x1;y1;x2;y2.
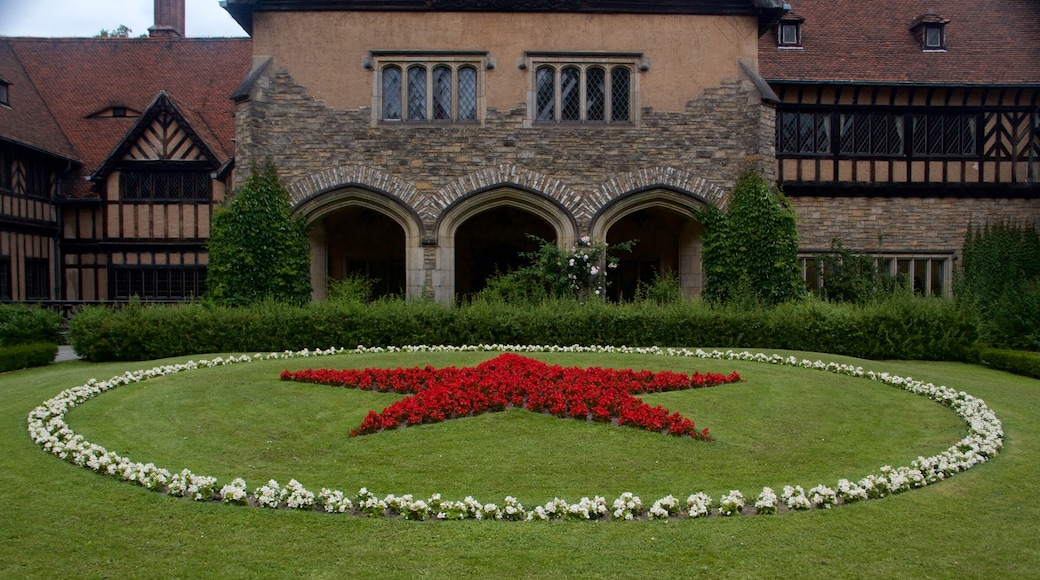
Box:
223;0;788;302
2;0;1038;305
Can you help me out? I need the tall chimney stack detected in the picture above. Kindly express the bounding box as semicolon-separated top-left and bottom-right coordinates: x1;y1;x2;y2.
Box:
149;0;186;38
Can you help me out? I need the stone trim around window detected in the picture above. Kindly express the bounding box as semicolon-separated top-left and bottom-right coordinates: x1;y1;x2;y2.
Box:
520;52;645;127
369;51;490;125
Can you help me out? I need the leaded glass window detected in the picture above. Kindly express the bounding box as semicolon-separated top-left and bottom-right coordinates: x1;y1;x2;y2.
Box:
407;66;427;121
586;67;605;122
433;66;453;120
839;112;904;155
912;113;976;156
531;61;634;124
379;60;482;122
778;111;831;154
457;66;477;121
381;66;402;121
561;67;581;121
611;68;630;122
536;66;556;122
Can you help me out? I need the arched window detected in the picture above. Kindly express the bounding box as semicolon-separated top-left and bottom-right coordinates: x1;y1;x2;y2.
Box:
611;67;631;122
529;60;636;124
535;66;556;122
377;58;482;122
561;66;581;121
586;67;606;122
381;65;402;121
458;66;477;121
432;65;453;120
407;65;427;121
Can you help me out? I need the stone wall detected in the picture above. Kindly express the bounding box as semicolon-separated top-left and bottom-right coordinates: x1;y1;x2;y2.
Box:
233;64;775;234
790;195;1040;259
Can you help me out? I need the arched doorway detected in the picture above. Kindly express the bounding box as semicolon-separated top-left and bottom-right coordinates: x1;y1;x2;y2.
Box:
605;207;703;300
323;207;406;298
591;189;708;301
454;206;555;299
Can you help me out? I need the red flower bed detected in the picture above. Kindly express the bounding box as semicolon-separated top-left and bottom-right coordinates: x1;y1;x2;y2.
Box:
280;353;741;441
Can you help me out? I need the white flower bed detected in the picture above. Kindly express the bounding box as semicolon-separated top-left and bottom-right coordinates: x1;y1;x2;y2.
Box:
27;344;1004;521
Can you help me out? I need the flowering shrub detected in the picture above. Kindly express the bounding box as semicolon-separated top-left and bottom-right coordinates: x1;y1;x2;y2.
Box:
611;492;643;520
282;353;737;440
220;478;249;505
782;485;812;510
718;490;745;516
27;343;1005;522
686;492;713;518
754;487;778;515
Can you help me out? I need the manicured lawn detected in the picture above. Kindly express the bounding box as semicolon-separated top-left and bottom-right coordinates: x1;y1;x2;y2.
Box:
3;349;1038;578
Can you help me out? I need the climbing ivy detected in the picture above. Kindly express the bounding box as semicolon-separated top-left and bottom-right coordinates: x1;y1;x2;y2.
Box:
959;221;1040;350
206;165;311;307
699;171;804;306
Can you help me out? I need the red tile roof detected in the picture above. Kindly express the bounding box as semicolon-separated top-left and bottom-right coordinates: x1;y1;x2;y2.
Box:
760;0;1040;85
3;37;252;197
0;40;78;162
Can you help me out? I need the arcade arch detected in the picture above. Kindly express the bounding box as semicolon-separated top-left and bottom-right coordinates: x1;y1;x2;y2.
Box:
591;188;708;300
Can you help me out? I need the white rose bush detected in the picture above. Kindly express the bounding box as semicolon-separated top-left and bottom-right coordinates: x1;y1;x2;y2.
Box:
27;344;1004;521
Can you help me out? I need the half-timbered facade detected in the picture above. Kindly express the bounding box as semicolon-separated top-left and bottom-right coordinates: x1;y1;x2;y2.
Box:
760;0;1040;296
0;21;251;303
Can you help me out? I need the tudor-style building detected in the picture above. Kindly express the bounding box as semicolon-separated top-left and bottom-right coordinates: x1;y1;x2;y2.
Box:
760;0;1040;296
3;0;1038;306
222;0;788;302
0;5;251;303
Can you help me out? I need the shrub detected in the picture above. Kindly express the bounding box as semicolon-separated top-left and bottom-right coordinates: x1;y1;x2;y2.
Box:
67;296;976;363
979;348;1040;380
0;342;58;372
0;304;62;346
959;221;1040;351
206;164;311;307
700;171;804;306
815;239;905;304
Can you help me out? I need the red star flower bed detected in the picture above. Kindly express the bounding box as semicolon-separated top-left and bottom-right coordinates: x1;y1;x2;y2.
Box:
280;353;741;441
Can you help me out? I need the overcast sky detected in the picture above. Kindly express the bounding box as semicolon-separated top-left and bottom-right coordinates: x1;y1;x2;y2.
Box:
0;0;247;38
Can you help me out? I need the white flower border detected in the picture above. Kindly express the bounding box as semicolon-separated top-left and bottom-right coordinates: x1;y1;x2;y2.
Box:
27;344;1004;521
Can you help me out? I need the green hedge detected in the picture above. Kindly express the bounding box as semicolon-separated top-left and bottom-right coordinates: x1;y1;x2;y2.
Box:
0;304;62;346
67;296;977;363
0;342;58;373
979;348;1040;380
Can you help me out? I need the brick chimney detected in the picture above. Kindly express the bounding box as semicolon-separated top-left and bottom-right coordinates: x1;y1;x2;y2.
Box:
149;0;186;38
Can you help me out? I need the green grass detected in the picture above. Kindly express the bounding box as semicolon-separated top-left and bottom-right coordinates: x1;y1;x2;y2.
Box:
3;349;1039;578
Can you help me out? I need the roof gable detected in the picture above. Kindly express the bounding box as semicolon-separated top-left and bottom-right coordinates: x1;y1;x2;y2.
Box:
92;91;220;181
4;37;252;197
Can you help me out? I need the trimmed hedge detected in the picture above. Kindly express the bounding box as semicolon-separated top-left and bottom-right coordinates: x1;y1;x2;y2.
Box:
0;304;62;346
68;296;977;363
0;342;58;373
979;348;1040;380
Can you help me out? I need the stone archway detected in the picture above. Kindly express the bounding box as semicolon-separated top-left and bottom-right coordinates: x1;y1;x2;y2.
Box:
293;187;424;301
590;188;708;300
435;186;579;303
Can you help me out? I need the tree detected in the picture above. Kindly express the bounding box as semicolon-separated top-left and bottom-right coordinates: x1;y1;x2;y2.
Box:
94;25;132;38
699;171;804;306
206;165;311;306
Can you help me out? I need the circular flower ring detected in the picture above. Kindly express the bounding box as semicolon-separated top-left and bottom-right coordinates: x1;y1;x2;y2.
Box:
27;345;1003;521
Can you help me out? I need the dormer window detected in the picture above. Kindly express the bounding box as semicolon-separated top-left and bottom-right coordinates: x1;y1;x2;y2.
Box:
910;11;949;51
924;24;944;49
111;106;127;118
0;81;10;107
777;13;805;49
